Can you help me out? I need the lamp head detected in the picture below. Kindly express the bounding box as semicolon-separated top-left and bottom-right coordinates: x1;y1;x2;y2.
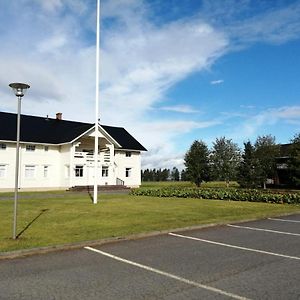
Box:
9;83;30;98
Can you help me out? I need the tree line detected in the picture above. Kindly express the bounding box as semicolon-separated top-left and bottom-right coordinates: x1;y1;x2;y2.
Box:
184;133;300;188
142;133;300;188
142;167;186;182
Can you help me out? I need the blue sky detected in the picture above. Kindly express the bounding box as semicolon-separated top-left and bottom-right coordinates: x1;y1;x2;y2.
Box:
0;0;299;169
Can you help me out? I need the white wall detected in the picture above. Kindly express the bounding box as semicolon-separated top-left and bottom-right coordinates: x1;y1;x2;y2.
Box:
0;142;65;190
114;150;141;187
0;137;143;191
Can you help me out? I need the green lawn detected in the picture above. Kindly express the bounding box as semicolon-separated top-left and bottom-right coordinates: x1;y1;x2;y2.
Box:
0;191;299;253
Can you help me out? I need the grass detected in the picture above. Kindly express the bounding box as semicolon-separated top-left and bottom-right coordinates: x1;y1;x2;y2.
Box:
0;191;299;253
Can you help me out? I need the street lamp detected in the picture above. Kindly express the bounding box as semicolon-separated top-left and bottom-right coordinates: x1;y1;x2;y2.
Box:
9;82;30;239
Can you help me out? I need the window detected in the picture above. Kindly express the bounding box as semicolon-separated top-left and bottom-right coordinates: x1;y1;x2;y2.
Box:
26;145;35;152
102;166;108;177
125;167;132;178
0;165;6;178
43;166;49;178
25;165;35;178
0;143;6;150
125;151;131;157
75;165;83;177
44;146;49;152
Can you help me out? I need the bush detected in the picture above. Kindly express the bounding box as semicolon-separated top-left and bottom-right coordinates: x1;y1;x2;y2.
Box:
130;187;300;204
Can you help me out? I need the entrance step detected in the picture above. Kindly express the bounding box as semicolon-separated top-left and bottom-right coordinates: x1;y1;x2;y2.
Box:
68;185;131;192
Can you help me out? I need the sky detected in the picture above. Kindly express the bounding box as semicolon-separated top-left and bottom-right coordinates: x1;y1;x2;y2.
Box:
0;0;299;170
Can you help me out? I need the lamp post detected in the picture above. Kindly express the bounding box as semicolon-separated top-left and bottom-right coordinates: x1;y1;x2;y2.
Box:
9;82;30;239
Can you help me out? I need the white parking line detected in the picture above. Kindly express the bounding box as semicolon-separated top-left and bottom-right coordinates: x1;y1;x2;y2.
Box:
268;218;300;223
227;224;300;236
168;233;300;260
84;246;249;300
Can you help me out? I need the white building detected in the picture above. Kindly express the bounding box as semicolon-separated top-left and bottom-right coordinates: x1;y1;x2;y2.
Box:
0;112;146;191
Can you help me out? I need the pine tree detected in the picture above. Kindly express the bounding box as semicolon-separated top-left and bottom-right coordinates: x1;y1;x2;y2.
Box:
210;137;241;187
237;141;261;188
254;135;279;189
288;133;300;187
184;140;210;187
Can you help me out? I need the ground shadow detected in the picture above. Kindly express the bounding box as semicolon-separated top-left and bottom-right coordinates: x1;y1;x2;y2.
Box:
87;186;93;202
17;209;49;239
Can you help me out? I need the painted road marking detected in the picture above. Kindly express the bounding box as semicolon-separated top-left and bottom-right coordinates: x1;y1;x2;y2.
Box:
168;233;300;260
84;246;249;300
268;218;300;223
227;224;300;236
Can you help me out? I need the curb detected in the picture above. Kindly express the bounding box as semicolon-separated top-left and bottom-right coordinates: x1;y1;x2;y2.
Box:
0;212;298;260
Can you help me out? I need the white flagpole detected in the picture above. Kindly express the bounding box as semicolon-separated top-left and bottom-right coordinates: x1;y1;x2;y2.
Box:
93;0;100;204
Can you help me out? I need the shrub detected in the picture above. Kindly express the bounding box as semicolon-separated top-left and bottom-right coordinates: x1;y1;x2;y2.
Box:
130;188;300;204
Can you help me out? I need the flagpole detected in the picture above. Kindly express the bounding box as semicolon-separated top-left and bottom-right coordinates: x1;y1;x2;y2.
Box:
93;0;100;204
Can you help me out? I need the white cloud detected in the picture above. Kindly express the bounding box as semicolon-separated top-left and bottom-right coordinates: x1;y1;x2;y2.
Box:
235;4;300;45
240;105;255;109
160;105;200;113
231;106;300;140
210;79;224;85
37;35;67;54
37;0;63;12
100;10;228;129
1;1;300;169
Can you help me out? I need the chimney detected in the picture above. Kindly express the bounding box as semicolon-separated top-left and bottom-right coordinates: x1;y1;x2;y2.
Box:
56;112;62;120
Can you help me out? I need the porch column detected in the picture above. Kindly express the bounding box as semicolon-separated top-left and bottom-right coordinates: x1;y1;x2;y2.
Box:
69;143;75;188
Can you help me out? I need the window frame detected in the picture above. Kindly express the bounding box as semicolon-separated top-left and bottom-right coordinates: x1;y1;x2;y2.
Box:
102;166;109;177
125;167;132;178
26;145;36;152
0;164;7;178
43;165;49;178
75;165;84;177
25;165;36;178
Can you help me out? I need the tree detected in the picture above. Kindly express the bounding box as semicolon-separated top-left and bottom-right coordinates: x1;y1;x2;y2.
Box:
171;167;180;181
237;141;261;188
161;168;170;181
254;135;279;189
288;133;300;187
210;137;241;187
184;140;210;187
180;169;188;181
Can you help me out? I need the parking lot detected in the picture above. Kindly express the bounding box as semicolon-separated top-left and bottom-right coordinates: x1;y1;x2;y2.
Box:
0;214;299;299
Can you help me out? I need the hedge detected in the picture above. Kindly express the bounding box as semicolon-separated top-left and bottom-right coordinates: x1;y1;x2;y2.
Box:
130;188;300;204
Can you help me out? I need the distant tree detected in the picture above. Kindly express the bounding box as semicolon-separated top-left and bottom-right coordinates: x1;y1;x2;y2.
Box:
142;168;170;182
254;135;279;189
210;137;241;187
180;169;188;181
288;133;300;187
237;141;261;188
184;140;210;187
156;169;161;181
161;168;170;181
141;169;149;181
171;167;180;181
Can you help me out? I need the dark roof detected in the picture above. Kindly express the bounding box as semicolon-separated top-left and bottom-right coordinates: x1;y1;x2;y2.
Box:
0;111;146;151
279;143;292;157
101;125;147;151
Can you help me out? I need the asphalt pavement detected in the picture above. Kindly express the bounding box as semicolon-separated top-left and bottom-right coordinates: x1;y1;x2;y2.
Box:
0;214;299;299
